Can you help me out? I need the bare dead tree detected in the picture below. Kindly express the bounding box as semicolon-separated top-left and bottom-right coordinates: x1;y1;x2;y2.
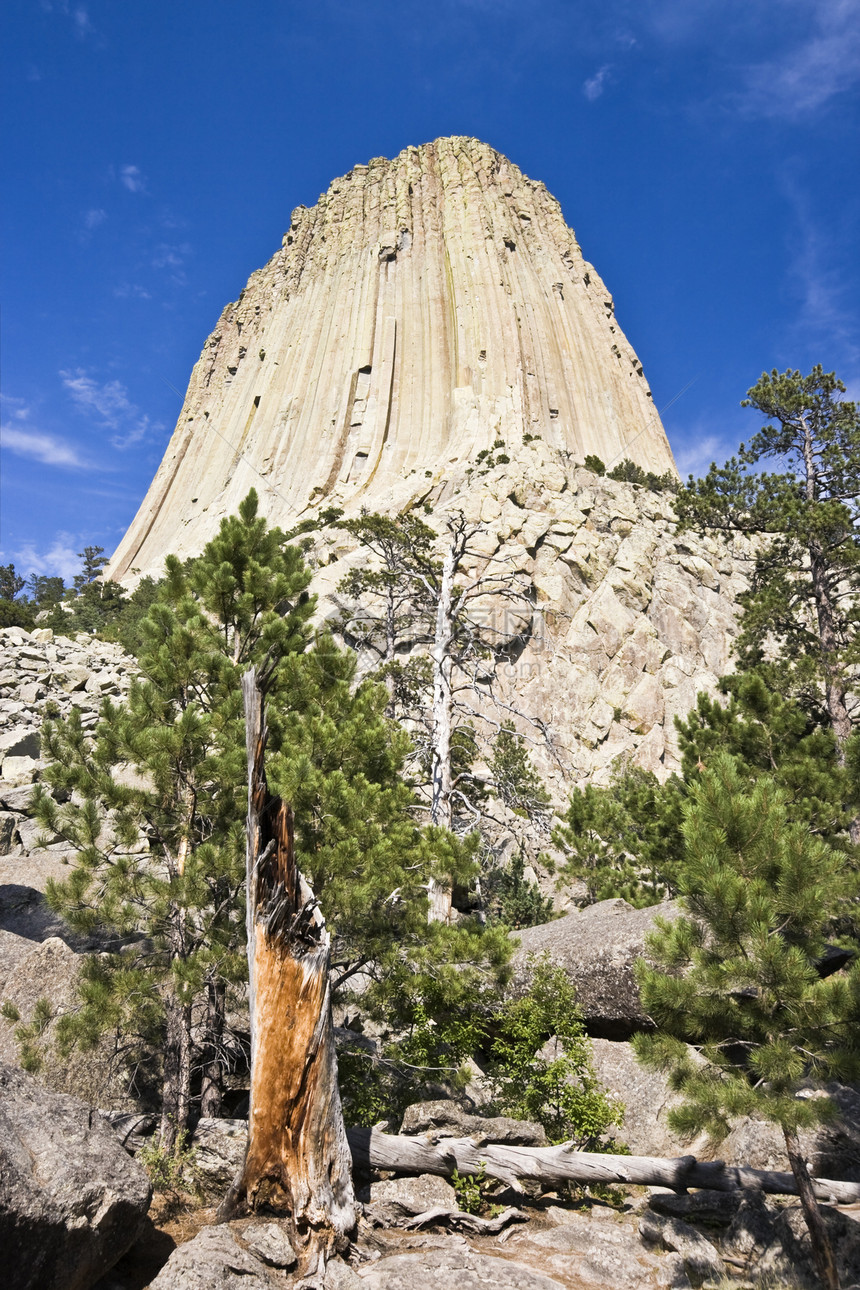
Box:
332;509;556;922
346;1127;860;1204
219;666;355;1282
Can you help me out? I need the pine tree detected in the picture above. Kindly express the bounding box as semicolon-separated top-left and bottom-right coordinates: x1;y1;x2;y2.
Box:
677;669;857;848
74;545;109;589
554;766;685;907
34;491;316;1146
0;563;25;601
32;491;510;1143
634;753;860;1290
335;512;437;665
675;367;860;758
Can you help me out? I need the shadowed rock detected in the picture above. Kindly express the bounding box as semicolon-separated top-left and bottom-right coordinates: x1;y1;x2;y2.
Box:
0;1061;151;1290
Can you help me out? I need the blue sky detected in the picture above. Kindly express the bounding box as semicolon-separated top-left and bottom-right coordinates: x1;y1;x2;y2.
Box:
2;0;858;583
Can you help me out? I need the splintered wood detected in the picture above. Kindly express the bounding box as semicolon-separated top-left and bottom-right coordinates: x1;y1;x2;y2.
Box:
220;667;355;1278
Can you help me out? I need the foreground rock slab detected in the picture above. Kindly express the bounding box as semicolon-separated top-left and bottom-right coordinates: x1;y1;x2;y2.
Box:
356;1245;567;1289
0;1061;151;1290
148;1226;277;1289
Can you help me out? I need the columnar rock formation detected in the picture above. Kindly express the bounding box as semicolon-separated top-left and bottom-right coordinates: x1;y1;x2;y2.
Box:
110;137;676;581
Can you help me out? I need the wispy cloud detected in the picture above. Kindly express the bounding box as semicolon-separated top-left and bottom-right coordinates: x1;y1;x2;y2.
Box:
11;532;83;583
60;369;154;448
736;0;860;118
583;63;612;100
672;433;736;479
120;164;147;193
781;174;860;371
83;207;107;231
72;5;93;37
113;282;152;300
1;425;86;469
151;242;191;269
41;1;97;41
150;241;192;286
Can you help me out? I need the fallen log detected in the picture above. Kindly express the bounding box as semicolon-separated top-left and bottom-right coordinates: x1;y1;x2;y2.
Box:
346;1128;860;1205
219;667;355;1282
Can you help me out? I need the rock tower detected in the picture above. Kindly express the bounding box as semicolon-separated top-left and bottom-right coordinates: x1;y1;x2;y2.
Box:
110;137;676;580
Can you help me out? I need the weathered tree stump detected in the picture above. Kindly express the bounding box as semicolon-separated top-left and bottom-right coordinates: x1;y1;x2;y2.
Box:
219;667;355;1281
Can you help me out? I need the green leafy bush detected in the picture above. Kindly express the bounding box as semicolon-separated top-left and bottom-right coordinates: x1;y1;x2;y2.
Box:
488;955;622;1147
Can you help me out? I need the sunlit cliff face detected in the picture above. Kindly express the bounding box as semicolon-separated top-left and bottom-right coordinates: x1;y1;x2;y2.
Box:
109;136;676;583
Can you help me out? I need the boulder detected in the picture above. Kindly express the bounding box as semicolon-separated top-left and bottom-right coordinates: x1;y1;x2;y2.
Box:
400;1098;547;1147
360;1172;456;1215
0;935;131;1109
592;1037;860;1178
491;1209;695;1289
147;1226;276;1289
513;898;678;1038
754;1200;860;1289
0;809;20;853
357;1246;567;1289
190;1117;247;1199
1;756;40;786
639;1212;725;1286
722;1190;860;1290
0;1061;151;1290
0;727;41;760
241;1220;297;1269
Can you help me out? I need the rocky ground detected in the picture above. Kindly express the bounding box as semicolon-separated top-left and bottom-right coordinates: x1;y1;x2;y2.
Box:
2;622;860;1289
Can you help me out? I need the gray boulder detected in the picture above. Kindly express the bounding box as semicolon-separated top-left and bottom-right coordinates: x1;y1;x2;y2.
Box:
639;1212;724;1287
513;897;678;1038
190;1117;247;1199
592;1037;860;1178
522;1209;694;1288
359;1172;457;1217
0;935;131;1109
723;1191;860;1289
0;1060;151;1290
358;1246;567;1289
147;1226;276;1289
400;1098;548;1146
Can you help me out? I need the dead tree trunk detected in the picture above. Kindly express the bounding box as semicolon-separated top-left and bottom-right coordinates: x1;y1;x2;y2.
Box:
219;667;355;1279
346;1128;860;1204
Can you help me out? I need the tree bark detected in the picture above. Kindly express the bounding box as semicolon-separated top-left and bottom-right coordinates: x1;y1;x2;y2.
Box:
784;1127;841;1290
160;991;193;1151
219;667;356;1279
427;531;458;922
199;978;226;1119
346;1128;860;1205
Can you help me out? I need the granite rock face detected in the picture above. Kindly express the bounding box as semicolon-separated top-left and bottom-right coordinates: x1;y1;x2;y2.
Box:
312;450;751;792
0;1060;151;1290
110;137;677;583
104;140;753;792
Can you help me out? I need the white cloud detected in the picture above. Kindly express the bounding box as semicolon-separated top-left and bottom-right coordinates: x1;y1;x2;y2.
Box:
60;368;154;448
738;0;860;117
72;6;93;37
41;1;97;41
83;207;107;231
113;282;152;300
583;64;612;100
781;176;860;372
672;432;736;479
1;425;85;469
120;164;147;193
12;533;82;584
